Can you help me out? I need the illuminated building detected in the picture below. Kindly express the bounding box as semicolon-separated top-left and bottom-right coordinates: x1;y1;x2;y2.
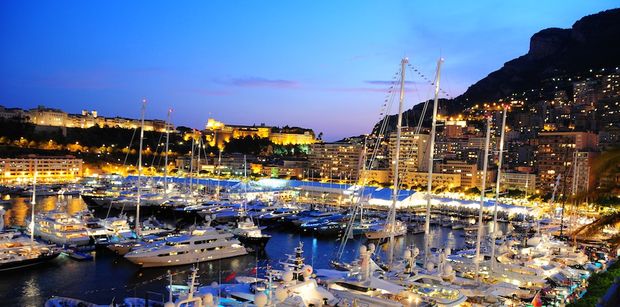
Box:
24;105;168;132
501;172;536;194
536;131;598;193
0;155;83;183
443;119;467;138
396;172;461;190
358;169;390;185
204;118;315;148
436;160;494;189
308;142;363;183
388;128;429;184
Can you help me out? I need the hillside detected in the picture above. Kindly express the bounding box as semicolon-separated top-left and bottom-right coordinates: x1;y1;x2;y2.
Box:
374;8;620;134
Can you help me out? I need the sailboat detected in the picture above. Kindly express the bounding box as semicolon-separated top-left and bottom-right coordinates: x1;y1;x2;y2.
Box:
1;161;60;271
364;58;410;246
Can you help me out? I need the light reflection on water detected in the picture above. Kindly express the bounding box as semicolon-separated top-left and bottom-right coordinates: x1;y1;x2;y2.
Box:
2;195;87;227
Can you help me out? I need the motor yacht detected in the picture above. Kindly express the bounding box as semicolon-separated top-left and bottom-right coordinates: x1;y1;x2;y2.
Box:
364;220;407;240
124;226;248;267
231;218;271;247
31;210;91;246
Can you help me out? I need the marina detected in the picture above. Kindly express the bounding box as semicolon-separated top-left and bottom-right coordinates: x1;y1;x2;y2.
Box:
2;3;620;305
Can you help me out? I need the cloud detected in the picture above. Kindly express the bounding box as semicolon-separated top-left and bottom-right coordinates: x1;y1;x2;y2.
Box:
327;87;416;93
364;80;419;85
216;77;299;88
189;88;231;96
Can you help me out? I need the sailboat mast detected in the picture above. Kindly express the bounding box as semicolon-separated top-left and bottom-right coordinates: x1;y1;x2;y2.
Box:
163;108;172;197
216;149;222;199
475;116;492;281
424;58;443;265
491;106;507;270
189;134;195;194
388;57;408;265
136;99;146;236
30;160;37;244
196;135;202;191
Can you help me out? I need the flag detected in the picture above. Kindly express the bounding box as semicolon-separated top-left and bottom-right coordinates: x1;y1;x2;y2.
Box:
224;272;236;282
531;291;542;307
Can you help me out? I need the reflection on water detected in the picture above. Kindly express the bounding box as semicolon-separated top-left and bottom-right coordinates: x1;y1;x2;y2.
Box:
2;195;87;227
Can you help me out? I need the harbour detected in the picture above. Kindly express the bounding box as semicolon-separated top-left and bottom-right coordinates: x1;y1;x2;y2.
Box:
0;193;500;306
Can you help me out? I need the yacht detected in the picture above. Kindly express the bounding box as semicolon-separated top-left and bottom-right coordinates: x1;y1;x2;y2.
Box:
231;218;271;246
1;176;61;270
124;227;248;267
0;230;60;271
31;210;91;246
364;220;407;240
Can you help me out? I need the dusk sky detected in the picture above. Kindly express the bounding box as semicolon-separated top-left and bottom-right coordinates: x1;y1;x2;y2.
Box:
1;1;618;141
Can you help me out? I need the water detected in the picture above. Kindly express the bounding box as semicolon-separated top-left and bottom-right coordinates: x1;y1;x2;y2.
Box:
0;196;500;306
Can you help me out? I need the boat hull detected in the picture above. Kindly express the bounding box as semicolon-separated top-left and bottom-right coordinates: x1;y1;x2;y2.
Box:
236;235;271;247
0;252;60;272
125;247;248;267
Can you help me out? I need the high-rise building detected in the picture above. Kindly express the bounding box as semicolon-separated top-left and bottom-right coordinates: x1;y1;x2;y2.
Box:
536;131;598;193
388;128;429;183
308;142;363;183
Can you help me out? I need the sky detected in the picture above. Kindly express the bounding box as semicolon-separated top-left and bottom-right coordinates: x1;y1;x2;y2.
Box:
1;1;618;141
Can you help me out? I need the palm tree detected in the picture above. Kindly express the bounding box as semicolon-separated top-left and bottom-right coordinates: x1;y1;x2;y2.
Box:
571;147;620;245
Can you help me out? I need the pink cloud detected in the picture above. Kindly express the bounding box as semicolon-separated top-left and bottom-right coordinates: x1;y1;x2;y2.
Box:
216;77;299;88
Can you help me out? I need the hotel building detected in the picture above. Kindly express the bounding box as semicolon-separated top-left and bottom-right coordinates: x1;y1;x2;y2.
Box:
0;155;83;183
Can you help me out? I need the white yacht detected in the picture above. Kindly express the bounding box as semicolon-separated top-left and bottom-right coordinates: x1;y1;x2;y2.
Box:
124;227;248;267
31;210;91;246
365;220;407;240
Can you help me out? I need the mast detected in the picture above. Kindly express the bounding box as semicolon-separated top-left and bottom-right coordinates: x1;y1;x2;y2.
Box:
136;99;146;236
490;106;507;270
216;149;222;199
196;134;202;192
424;58;443;265
30;160;38;245
388;57;408;265
163;108;172;197
189;133;195;194
474;116;492;281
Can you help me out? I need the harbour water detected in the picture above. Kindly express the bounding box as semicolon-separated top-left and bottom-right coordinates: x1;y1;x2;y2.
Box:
0;195;500;306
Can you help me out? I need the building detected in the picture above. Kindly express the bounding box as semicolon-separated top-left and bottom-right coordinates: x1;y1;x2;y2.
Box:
308;142;363;183
0;155;83;183
536;131;598;193
358;169;390;185
397;172;462;190
0;105;26;121
388;128;429;183
501;172;536;194
28;106;68;127
443;119;467;138
23;105;168;132
260;165;304;179
437;160;478;188
205;118;315;148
